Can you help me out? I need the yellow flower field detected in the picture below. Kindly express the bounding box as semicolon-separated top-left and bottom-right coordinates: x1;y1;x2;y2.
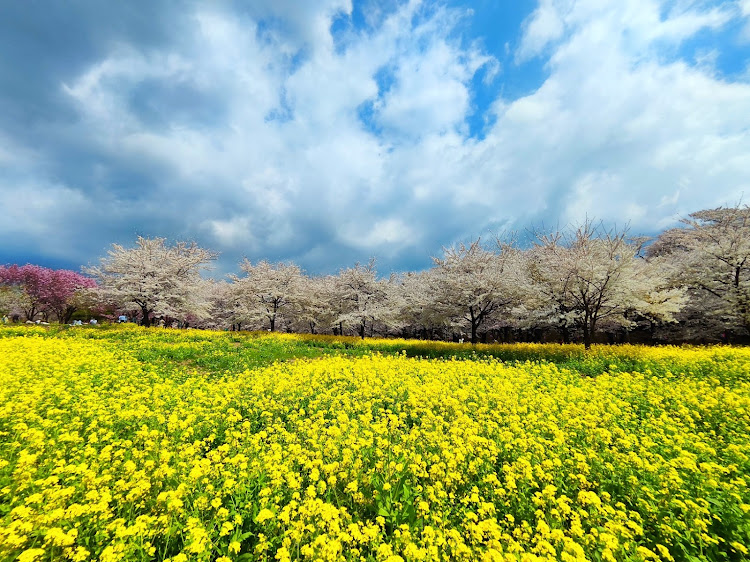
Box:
1;327;749;561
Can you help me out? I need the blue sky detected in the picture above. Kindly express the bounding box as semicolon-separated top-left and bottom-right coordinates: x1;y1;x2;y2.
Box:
1;0;749;276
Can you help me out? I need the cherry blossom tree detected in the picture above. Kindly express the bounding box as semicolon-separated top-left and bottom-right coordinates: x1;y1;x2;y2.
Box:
44;269;98;323
0;264;96;322
86;237;217;327
0;264;49;320
0;285;31;320
649;205;750;338
293;275;339;334
230;260;303;332
524;221;685;349
204;280;238;330
430;239;523;344
334;259;390;339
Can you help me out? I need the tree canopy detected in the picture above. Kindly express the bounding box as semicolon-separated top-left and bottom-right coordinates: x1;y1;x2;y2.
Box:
86;237;217;327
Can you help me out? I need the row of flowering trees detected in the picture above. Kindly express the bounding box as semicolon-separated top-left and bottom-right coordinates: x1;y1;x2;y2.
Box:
2;206;749;345
216;206;750;346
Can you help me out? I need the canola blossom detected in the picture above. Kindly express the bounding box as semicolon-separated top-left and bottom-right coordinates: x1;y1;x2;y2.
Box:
1;327;749;561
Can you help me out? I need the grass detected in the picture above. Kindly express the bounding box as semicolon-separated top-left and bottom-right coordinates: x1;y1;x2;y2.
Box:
3;324;748;383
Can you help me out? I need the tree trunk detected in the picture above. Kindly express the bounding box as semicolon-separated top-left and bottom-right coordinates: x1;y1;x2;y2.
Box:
269;315;276;332
582;323;592;350
722;330;730;345
62;306;76;325
621;327;629;344
359;321;366;339
561;325;570;344
141;307;151;327
470;321;478;345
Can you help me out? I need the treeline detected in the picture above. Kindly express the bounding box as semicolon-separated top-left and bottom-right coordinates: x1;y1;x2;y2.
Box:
2;206;749;347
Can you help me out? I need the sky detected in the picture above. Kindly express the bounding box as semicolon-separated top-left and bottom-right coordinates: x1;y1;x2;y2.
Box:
1;0;749;277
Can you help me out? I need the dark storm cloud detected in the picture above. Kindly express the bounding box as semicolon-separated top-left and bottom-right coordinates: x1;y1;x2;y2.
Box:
0;2;189;131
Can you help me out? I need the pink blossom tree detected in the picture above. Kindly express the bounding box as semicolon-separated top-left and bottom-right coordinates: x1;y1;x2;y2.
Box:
0;264;97;322
43;269;98;323
0;264;48;320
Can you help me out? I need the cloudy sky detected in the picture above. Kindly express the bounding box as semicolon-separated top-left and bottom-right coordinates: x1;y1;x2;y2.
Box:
1;0;749;276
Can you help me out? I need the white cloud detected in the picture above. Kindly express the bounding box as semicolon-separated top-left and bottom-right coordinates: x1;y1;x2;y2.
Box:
203;216;256;248
342;217;416;249
376;42;480;138
516;0;570;62
489;0;750;235
517;0;735;62
740;0;750;41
